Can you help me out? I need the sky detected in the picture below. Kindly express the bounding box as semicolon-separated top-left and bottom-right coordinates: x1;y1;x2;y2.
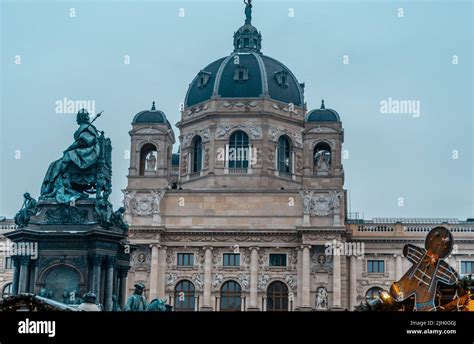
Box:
0;0;472;219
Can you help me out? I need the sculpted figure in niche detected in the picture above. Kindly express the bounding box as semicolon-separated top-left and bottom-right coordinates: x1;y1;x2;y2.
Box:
315;287;328;310
313;142;332;175
145;152;157;171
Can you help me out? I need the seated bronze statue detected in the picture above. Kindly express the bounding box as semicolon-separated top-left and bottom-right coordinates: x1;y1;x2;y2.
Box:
40;109;111;204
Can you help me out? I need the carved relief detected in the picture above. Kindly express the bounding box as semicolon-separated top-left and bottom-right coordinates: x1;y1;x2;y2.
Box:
215;125;262;140
166;272;177;287
288;250;298;270
44;205;88;224
258;251;268;270
134;127;163;135
212;274;223;289
164;233;298;243
269;127;303;148
166;250;176;269
221;100;259;109
203;146;210;169
131;250;151;270
258;274;270;291
239;274;250;291
299;190;341;217
285;274;297;291
311;246;333;273
181;154;187;174
309;126;337;133
186;103;209;117
192;274;204;290
182;128;210;147
131;190;165;216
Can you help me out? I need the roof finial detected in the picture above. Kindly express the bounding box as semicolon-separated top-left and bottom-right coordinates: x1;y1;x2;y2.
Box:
151;101;156;111
321;99;325;109
244;0;252;24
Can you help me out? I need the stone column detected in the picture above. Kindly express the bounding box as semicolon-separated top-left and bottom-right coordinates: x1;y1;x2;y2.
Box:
201;247;213;311
395;254;403;280
349;256;357;310
92;255;102;297
105;257;115;311
119;267;129;310
296;248;302;308
11;257;20;295
332;251;341;309
29;260;38;294
248;247;259;310
157;245;167;299
208;125;216;175
18;256;30;293
300;245;311;310
149;244;159;299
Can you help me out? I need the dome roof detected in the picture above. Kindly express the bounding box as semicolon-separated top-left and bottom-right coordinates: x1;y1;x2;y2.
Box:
305;100;340;122
132;102;168;124
185;53;304;107
184;1;304;108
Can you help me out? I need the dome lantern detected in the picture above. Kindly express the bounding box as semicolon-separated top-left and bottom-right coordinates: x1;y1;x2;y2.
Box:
233;0;262;53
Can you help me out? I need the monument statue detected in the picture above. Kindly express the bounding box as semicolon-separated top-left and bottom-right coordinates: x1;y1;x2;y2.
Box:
111;295;121;312
146;298;172;312
78;292;102;312
244;0;252;24
124;283;148;311
39;109;111;204
111;207;129;232
14;192;38;227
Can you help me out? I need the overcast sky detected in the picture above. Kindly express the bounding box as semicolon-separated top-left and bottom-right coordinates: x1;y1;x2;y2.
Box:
1;0;472;219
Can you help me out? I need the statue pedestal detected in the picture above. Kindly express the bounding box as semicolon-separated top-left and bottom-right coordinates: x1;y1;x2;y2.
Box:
5;199;132;310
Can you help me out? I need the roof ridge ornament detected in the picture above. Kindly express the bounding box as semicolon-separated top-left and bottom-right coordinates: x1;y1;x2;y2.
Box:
321;99;325;109
151;101;156;111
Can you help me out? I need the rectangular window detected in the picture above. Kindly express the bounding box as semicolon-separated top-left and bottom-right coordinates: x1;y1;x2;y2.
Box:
269;254;287;267
367;260;385;273
223;253;240;267
5;257;12;269
461;261;474;275
177;253;194;267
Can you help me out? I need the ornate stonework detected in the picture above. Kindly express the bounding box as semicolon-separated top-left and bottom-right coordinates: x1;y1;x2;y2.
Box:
299;190;341;216
268;127;303;148
128;190;165;216
215;125;262;139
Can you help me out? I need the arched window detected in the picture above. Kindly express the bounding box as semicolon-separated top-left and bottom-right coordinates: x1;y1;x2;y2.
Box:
220;281;241;311
267;281;288;311
228;131;249;173
2;283;12;298
139;143;158;175
277;136;292;175
313;142;332;175
365;287;384;301
174;280;195;311
191;136;203;174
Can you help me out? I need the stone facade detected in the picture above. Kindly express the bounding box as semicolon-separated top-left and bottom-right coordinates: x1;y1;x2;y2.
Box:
0;219;16;298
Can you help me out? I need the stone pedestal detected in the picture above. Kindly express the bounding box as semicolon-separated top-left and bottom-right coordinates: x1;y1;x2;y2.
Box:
4;199;131;308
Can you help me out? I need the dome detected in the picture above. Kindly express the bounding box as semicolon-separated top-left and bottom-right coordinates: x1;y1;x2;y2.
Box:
132;102;168;124
184;1;304;108
185;53;304;107
305;100;340;122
